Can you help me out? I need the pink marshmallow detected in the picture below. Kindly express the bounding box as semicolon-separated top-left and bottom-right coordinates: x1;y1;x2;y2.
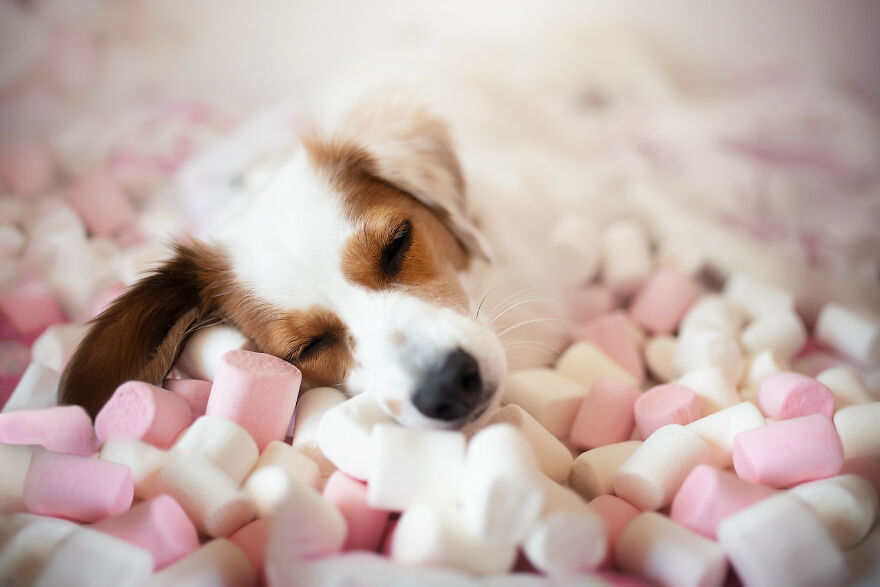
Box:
570;378;641;450
633;384;701;439
588;495;640;568
0;405;96;455
23;450;133;522
629;271;698;335
95;381;193;449
0;138;54;198
839;457;880;496
91;494;199;570
67;169;135;236
206;350;301;451
568;286;616;323
323;471;391;552
670;464;777;539
733;414;844;488
0;278;66;335
229;518;269;579
164;378;213;420
757;372;834;420
380;519;398;556
573;312;644;384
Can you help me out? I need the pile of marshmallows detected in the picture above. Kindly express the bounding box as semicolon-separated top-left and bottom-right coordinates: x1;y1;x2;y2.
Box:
2;220;880;587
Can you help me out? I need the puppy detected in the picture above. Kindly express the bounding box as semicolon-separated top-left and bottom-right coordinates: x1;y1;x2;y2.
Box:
59;98;537;430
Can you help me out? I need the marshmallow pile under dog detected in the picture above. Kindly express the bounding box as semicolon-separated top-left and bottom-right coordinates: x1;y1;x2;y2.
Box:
2;221;880;587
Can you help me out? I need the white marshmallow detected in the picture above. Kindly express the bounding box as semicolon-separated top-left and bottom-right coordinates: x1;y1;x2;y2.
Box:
29;323;89;372
833;402;880;459
845;520;880;586
613;425;708;511
0;443;37;512
34;528;153;587
739;310;807;361
143;539;255;587
157;454;255;538
501;368;587;438
0;224;25;257
175;324;248;381
391;505;516;576
724;274;795;319
291;386;346;476
616;512;727;587
600;220;652;295
817;367;873;410
2;363;60;413
267;475;347;559
317;393;396;481
656;240;704;276
676;367;740;415
99;438;169;500
250;441;319;488
244;465;321;518
568;440;641;501
791;474;879;548
368;424;466;511
675;328;743;384
741;349;788;389
679;294;746;336
717;493;847;587
644;336;677;382
815;303;880;365
0;513;77;586
686;402;765;469
555;341;638;391
172;415;259;484
460;424;544;543
487;404;573;483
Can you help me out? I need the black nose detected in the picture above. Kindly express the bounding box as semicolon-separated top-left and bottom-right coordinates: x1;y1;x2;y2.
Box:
412;349;483;421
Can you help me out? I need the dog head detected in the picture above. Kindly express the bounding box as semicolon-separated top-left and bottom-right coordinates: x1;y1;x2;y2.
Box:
60;97;507;429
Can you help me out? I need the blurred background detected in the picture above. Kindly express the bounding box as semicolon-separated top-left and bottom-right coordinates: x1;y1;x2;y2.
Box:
1;0;879;398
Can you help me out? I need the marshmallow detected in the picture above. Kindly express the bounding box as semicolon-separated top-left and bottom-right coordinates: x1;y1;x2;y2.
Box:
0;443;36;512
23;450;133;522
157;454;255;537
814;302;880;364
573;312;644;384
570;378;640;450
92;494;199;569
501;368;587;438
733;414;844;487
845;521;880;587
163;378;212;419
324;471;391;552
291;386;347;475
95;381;193;449
616;512;727;587
229;519;268;580
833;402;880;459
633;384;700;439
487;404;573;483
568;285;615;323
67;170;135;236
675;328;744;384
656;240;704;276
790;474;879;548
680;294;746;335
670;465;777;539
368;424;466;511
556;341;638;391
717;493;847;587
686;402;765;468
0;224;25;258
267;477;348;559
740;349;787;389
206;350;301;451
460;423;544;543
2;362;60;413
600;220;652;295
740;310;807;360
143;539;255;587
391;505;516;575
816;367;873;410
840;457;880;496
630;271;698;335
724;274;795;319
0;138;53;198
243;443;322;517
588;495;639;568
250;440;320;488
99;438;169;500
0;405;95;455
172;415;259;484
29;323;88;372
34;528;153;587
613;425;709;511
0;513;77;585
317;392;396;481
175;324;248;381
569;440;641;501
644;336;677;382
676;367;740;415
757;372;834;420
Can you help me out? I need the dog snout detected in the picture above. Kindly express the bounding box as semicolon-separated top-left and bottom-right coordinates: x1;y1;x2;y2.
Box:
412;348;484;421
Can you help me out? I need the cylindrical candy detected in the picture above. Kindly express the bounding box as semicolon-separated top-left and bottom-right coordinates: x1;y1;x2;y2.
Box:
633;384;700;439
95;381;193;449
570;378;641;449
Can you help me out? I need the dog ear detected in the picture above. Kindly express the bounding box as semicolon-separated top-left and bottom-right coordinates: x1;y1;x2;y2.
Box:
341;96;493;263
58;242;226;417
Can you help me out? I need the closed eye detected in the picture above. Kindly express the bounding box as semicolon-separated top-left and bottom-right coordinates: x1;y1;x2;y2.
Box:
380;220;412;277
291;335;337;361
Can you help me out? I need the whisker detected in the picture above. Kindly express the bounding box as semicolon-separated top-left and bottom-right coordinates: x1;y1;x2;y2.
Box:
490;297;561;324
496;317;577;338
483;286;547;322
502;339;563;356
